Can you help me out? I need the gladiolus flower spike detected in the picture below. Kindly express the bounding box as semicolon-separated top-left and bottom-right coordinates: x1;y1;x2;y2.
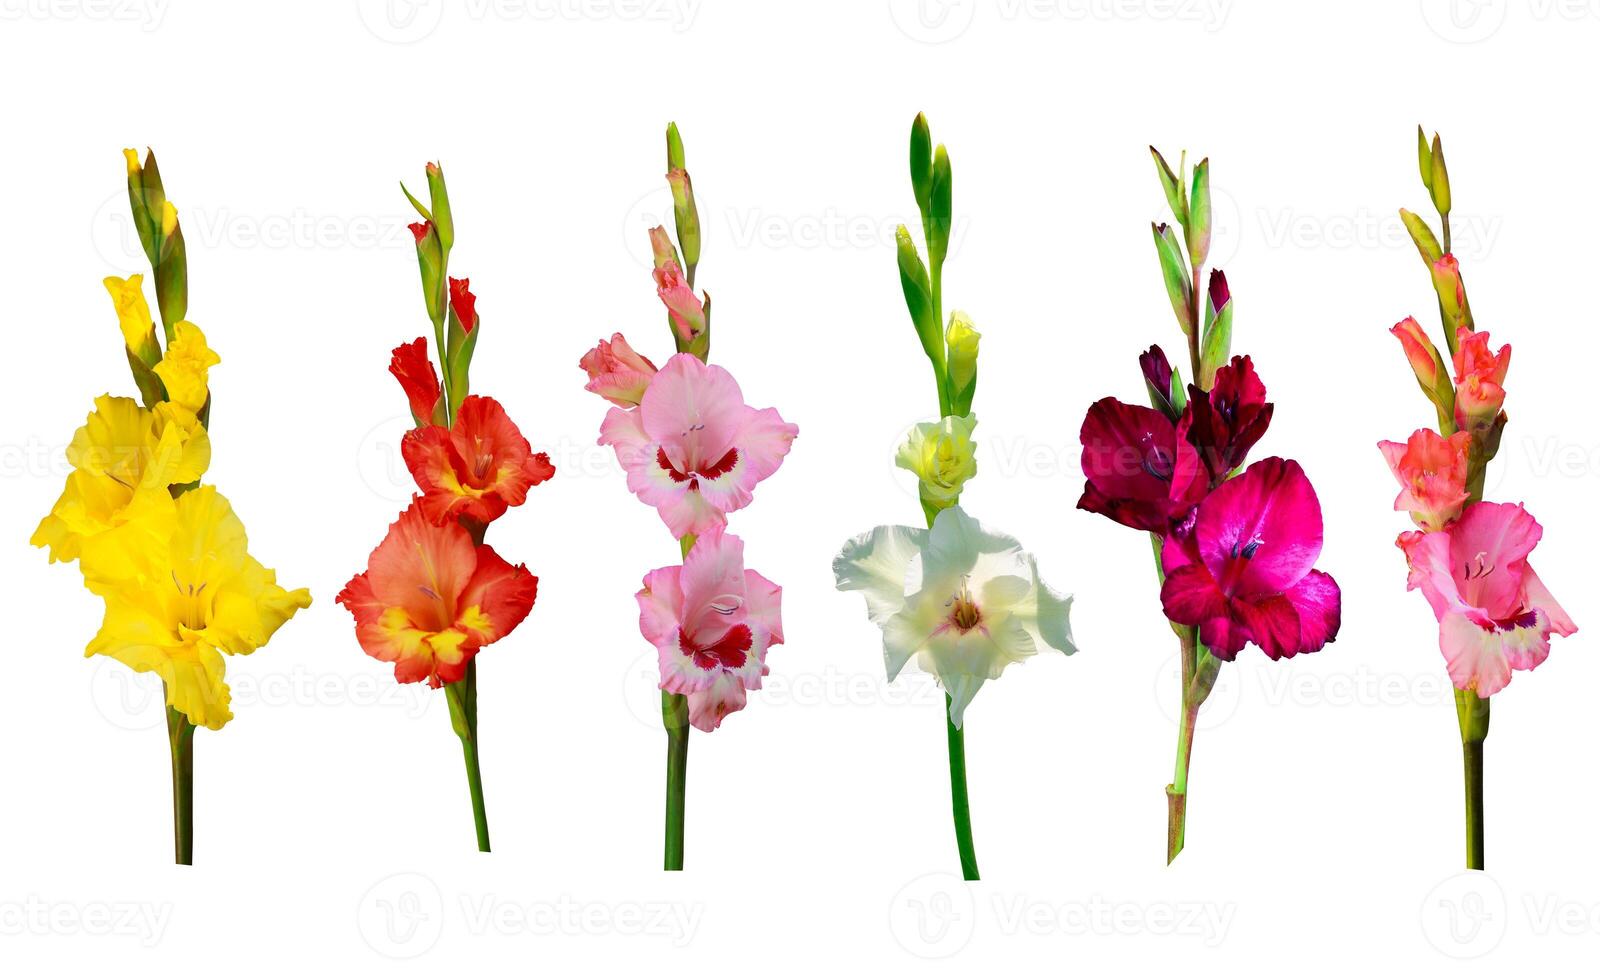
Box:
32;151;311;864
339;163;555;853
1075;147;1341;864
1381;128;1573;870
581;124;796;871
833;114;1079;882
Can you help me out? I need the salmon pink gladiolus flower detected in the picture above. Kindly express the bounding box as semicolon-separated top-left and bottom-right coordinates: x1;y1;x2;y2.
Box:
390;338;444;426
1398;501;1575;696
637;527;783;732
579;332;659;408
1378;428;1471;531
402;395;556;526
338;499;538;688
1078;396;1208;534
599;353;798;538
1160;457;1341;660
1452;328;1510;436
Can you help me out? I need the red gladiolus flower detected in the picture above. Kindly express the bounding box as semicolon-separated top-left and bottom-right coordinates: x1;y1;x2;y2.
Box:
338;499;537;687
449;277;477;332
402;395;555;525
408;220;432;244
389;338;443;426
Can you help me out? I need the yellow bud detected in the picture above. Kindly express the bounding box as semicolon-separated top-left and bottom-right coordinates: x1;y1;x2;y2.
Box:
160;201;178;237
123;148;141;175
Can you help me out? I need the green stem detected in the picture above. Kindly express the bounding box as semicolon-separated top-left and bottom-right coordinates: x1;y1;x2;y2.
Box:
945;695;980;880
1455;689;1489;870
663;690;689;870
445;663;490;852
165;702;194;866
1166;628;1198;864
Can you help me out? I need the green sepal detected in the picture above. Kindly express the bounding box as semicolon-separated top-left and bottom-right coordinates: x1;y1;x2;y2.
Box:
1399;208;1444;267
896;225;941;365
126;346;167;409
1153;222;1193;337
1417;125;1434;194
1429;133;1451;216
675;291;711;361
666;121;686;171
1150;146;1187;226
1185;157;1211;269
426;163;454;254
445;307;479;416
928;145;952;276
154;222;187;337
910;112;933;218
1199;272;1232;389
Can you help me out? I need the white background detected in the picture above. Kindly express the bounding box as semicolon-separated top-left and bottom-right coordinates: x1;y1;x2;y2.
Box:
1;0;1594;974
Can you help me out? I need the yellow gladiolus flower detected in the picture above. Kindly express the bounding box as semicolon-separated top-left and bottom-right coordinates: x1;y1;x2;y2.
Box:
78;485;312;730
31;395;210;563
895;413;979;511
103;275;161;362
153;320;219;415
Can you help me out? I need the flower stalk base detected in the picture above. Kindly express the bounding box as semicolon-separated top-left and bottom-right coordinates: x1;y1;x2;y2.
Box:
446;662;491;852
166;700;194;866
1456;689;1489;870
663;691;689;871
945;695;980;880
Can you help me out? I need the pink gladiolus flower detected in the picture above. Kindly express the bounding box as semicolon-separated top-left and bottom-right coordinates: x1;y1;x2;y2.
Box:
1378;428;1472;531
1398;501;1575;696
600;353;797;538
637;526;783;732
1452;327;1510;436
648;227;705;341
1160;457;1341;660
579;332;659;408
1077;396;1207;534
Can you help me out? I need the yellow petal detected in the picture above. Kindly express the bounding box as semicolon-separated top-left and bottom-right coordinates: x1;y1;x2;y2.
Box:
153;321;219;414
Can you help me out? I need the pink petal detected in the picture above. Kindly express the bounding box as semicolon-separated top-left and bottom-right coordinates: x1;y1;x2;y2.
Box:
1194;457;1323;597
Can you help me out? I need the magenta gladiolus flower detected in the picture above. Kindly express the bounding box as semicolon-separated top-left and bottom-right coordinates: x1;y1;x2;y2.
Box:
1159;457;1341;660
600;353;798;538
1077;396;1208;534
637;526;783;732
1398;501;1575;696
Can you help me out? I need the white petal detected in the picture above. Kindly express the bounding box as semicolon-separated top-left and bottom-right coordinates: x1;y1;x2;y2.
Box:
833;524;927;626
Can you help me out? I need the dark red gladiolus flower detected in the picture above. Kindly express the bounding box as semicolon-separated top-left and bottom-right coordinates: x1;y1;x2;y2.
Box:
1078;396;1208;534
1139;344;1181;422
1185;354;1273;482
